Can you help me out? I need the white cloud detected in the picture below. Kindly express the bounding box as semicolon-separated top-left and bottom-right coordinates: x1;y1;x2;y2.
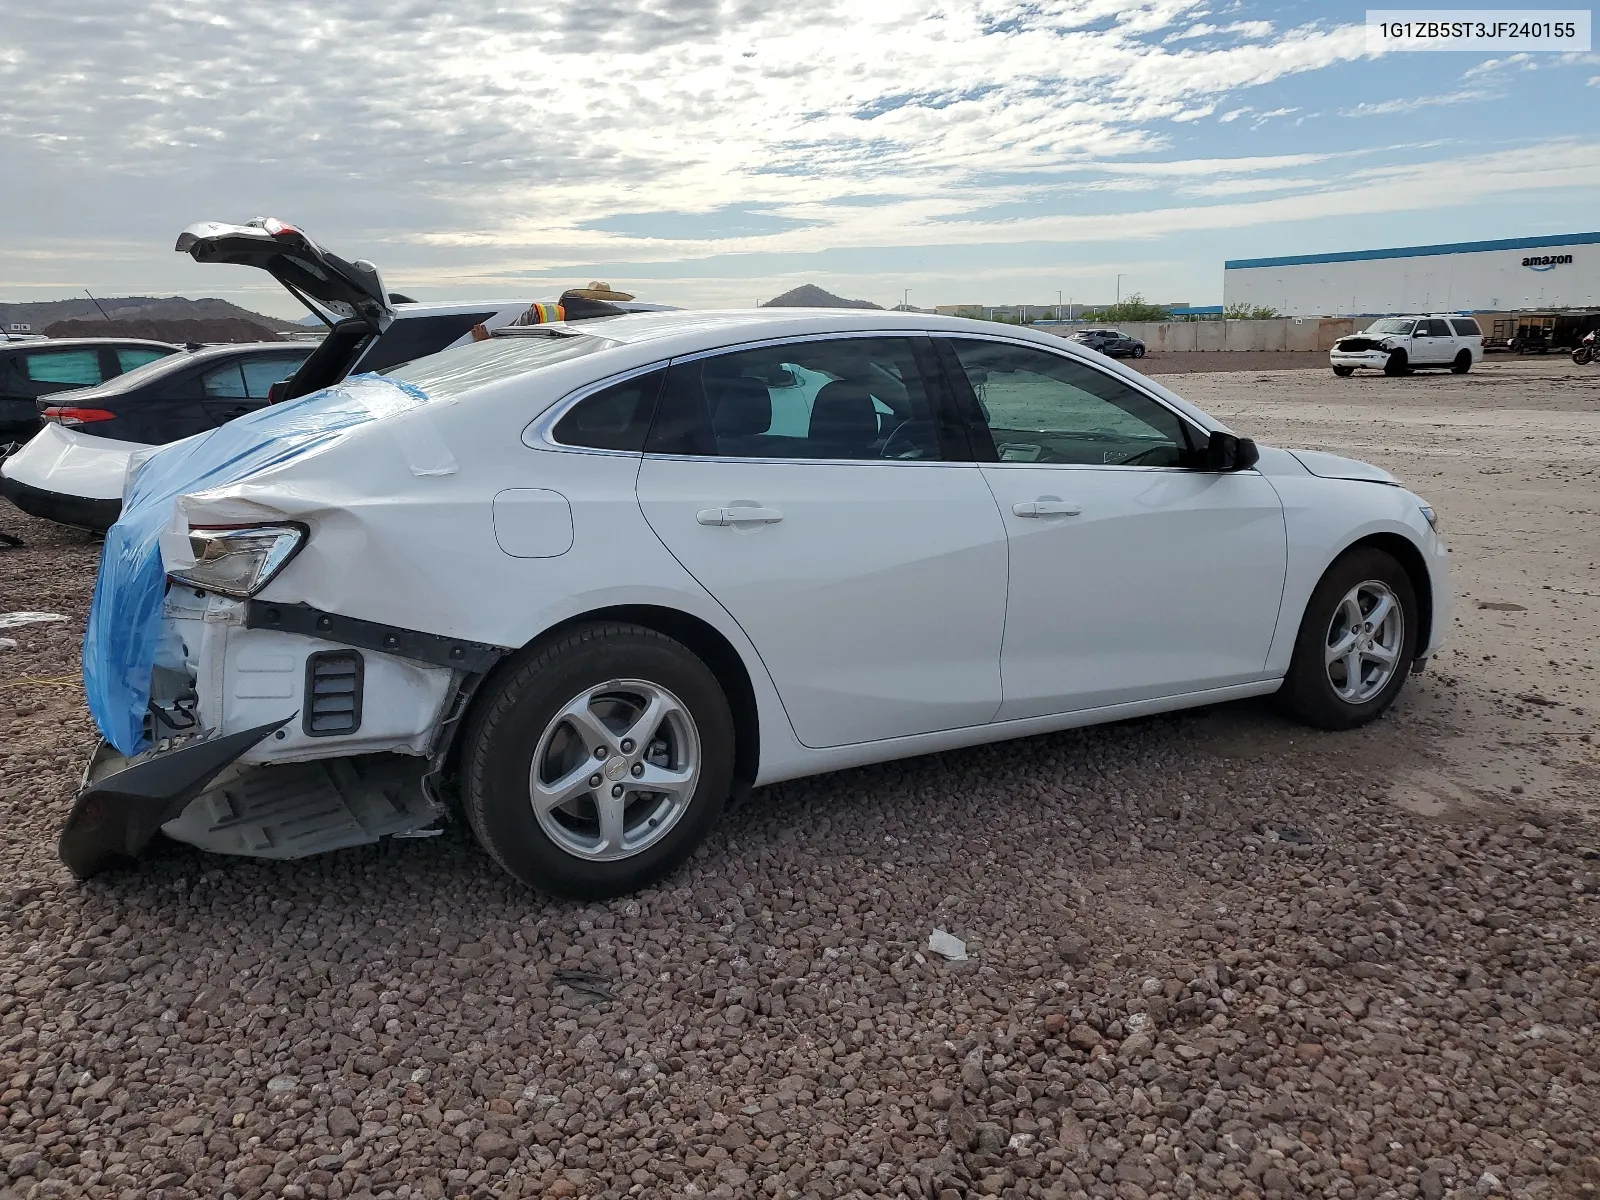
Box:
1339;90;1489;116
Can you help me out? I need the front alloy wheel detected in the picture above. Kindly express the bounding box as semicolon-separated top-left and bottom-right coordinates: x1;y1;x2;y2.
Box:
1279;547;1418;729
1323;581;1404;704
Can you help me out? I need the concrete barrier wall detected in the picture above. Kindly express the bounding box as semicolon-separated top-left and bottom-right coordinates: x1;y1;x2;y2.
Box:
1060;317;1363;352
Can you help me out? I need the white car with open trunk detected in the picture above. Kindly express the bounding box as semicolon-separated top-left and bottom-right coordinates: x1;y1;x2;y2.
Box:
66;305;1450;897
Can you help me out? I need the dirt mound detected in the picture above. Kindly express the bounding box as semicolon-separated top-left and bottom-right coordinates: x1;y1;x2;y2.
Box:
762;284;883;310
39;318;283;344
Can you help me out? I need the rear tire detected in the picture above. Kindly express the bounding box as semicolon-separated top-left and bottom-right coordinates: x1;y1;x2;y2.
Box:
1278;547;1418;731
1332;365;1355;377
1383;351;1410;377
462;622;735;899
1450;350;1472;374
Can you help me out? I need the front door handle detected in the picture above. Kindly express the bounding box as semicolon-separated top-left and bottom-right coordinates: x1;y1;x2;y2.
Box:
1012;497;1081;518
696;506;784;526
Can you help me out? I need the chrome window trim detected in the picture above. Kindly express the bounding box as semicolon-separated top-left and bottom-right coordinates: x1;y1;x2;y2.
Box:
939;330;1221;473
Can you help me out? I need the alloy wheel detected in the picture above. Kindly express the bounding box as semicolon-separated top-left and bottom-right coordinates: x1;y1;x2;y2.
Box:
1324;580;1405;704
529;679;701;861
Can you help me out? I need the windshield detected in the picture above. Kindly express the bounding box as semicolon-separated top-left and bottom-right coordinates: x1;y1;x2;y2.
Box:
380;332;612;401
1367;319;1416;335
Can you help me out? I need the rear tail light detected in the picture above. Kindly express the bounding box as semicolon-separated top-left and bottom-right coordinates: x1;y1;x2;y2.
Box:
260;217;301;238
41;407;116;427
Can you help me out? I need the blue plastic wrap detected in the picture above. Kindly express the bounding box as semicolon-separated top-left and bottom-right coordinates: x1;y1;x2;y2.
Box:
83;374;432;756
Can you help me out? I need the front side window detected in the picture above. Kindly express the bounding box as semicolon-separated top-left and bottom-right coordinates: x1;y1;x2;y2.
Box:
947;338;1195;468
1423;319;1452;337
647;337;943;461
552;369;666;452
24;350;103;386
1450;317;1481;337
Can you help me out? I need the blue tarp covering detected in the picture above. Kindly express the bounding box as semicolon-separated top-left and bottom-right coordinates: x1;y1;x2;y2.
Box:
83;375;431;756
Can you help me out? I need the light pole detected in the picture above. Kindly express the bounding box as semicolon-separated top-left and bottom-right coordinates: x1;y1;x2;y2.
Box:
1056;289;1063;322
1116;274;1125;306
902;288;910;312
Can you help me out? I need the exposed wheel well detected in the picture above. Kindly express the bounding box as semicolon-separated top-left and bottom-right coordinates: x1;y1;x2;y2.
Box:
532;606;761;796
1344;533;1433;655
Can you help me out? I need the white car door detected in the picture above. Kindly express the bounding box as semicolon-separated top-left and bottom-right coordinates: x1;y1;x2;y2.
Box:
635;334;1009;748
940;335;1288;721
1411;319;1451;365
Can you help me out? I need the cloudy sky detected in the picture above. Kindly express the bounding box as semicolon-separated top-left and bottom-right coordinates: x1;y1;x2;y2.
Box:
3;1;1596;315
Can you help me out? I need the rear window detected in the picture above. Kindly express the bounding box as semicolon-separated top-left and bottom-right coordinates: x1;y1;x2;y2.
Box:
1450;318;1481;337
356;312;499;374
24;349;103;386
380;333;611;401
116;347;173;373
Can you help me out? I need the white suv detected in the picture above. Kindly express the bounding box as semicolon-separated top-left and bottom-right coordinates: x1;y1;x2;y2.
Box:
1330;315;1483;377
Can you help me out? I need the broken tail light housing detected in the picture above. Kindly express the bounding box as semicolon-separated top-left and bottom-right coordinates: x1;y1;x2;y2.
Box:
169;524;306;598
41;407;117;427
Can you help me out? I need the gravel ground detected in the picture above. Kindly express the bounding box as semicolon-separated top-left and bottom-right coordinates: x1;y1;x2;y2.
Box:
1;356;1597;1200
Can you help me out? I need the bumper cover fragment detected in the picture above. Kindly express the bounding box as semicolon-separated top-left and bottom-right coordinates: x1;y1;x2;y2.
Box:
58;717;290;878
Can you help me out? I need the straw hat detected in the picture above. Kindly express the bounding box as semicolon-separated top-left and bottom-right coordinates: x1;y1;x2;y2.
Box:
567;281;635;301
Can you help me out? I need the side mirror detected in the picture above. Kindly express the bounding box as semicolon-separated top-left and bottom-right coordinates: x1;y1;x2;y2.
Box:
1207;430;1259;471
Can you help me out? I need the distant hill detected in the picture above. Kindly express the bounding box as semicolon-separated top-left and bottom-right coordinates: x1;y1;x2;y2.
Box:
762;284;883;310
0;296;304;335
41;317;283;344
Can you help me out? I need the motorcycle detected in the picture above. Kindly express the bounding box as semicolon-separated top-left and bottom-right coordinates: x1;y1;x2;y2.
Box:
1572;331;1596;365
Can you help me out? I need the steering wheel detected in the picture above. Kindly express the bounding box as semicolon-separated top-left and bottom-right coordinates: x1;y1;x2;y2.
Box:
879;419;935;460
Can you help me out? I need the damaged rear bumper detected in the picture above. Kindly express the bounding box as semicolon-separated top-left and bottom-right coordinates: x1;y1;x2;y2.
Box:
0;474;121;533
58;718;290;878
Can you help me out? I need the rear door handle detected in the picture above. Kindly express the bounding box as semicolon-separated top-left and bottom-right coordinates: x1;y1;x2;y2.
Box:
1012;497;1081;518
696;506;784;526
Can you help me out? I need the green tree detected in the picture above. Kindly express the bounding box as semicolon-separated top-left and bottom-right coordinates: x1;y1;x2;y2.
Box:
1096;294;1171;322
1224;302;1281;320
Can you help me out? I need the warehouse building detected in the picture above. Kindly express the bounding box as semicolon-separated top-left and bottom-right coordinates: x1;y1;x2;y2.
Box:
1224;232;1599;317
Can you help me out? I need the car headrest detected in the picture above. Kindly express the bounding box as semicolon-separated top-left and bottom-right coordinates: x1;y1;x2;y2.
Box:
809;380;879;446
710;378;772;439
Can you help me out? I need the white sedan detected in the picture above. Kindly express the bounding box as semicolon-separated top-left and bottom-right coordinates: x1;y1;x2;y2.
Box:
65;309;1449;897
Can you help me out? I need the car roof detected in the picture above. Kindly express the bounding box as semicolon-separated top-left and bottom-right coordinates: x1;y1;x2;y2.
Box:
0;337;181;352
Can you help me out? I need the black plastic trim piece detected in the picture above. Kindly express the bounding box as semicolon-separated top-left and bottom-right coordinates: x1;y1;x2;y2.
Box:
58;717;291;878
245;601;509;674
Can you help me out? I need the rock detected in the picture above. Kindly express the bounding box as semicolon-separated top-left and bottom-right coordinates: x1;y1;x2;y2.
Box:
927;1085;956;1110
328;1106;359;1138
1420;1167;1444;1200
1118;1032;1154;1060
474;1130;519;1159
947;1104;979;1150
1068;1024;1100;1051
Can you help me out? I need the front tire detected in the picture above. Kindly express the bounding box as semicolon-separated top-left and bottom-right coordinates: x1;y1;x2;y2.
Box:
1450;350;1472;374
1332;365;1355;377
1278;547;1418;730
1383;351;1410;377
462;623;735;899
1132;345;1145;359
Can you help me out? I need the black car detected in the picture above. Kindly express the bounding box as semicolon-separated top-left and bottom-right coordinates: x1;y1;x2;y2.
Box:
0;338;180;443
31;342;313;444
1071;328;1146;359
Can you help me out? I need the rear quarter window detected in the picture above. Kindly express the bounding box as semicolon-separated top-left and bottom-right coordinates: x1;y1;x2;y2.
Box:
1450;318;1481;337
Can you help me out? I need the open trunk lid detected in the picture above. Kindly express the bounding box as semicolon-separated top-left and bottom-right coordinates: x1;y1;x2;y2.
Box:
175;218;393;329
